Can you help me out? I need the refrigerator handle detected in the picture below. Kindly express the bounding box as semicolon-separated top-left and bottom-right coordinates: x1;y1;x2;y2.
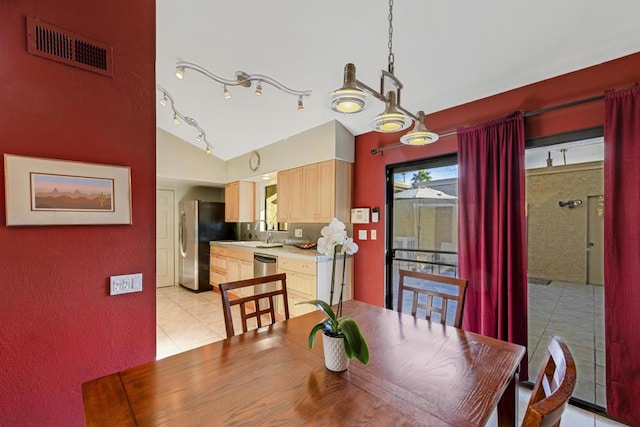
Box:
179;211;187;258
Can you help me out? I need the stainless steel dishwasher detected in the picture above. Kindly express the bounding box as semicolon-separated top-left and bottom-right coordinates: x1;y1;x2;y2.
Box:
254;253;278;309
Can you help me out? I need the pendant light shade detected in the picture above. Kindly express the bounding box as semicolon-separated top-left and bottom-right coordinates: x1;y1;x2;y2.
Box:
400;111;440;145
370;91;412;133
329;63;368;114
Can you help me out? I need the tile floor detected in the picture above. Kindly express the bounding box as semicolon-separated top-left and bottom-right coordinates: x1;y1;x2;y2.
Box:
156;285;627;426
527;281;605;408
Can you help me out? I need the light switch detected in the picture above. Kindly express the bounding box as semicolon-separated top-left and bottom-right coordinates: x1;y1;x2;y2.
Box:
371;229;377;240
358;229;367;240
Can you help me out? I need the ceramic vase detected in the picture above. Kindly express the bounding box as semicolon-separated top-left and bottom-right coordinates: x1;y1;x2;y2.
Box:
322;333;349;372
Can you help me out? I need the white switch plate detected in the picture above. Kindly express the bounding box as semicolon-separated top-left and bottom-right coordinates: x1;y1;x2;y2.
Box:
358;229;367;240
371;229;377;240
294;228;303;238
110;273;143;295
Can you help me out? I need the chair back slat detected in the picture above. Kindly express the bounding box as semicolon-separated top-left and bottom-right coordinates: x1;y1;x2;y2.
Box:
219;273;289;338
397;269;468;328
523;336;577;427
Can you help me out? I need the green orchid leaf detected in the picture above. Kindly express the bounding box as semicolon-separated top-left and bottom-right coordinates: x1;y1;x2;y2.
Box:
298;299;337;322
307;321;327;349
338;317;370;364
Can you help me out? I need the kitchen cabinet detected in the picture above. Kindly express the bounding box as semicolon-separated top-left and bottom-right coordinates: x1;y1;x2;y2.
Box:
277;159;351;224
225;181;256;223
210;245;254;296
278;255;353;318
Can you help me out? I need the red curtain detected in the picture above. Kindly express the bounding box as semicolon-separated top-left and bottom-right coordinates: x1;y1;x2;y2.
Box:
457;112;528;381
604;84;640;426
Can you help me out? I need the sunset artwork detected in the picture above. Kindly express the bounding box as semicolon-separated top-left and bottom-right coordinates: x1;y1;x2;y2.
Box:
31;173;114;211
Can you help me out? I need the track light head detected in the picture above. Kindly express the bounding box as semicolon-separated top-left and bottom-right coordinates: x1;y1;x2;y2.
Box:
160;94;168;106
255;81;263;96
371;92;412;133
175;67;185;79
223;85;231;99
298;96;304;110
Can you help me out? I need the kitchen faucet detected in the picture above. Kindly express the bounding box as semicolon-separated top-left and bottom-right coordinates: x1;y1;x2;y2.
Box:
254;219;273;243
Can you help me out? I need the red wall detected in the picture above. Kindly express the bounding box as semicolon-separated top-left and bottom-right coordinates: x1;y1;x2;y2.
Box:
353;52;640;306
0;2;155;425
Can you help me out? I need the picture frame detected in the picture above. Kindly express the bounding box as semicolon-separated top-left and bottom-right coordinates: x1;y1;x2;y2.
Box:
4;154;132;226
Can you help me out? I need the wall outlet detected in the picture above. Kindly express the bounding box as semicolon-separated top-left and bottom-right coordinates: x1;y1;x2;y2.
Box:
294;228;303;238
110;273;143;295
246;223;251;230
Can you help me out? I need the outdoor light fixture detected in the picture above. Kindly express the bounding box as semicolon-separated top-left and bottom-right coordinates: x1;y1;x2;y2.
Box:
174;60;311;109
329;0;439;142
157;84;213;155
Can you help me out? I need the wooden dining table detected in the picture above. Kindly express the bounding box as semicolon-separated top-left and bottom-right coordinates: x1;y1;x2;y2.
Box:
83;300;525;426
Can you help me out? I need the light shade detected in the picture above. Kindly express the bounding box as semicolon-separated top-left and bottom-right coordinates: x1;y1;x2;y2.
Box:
329;63;368;114
400;111;439;145
371;91;412;133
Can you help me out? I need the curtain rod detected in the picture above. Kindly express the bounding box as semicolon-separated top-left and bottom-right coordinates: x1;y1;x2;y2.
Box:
370;94;605;155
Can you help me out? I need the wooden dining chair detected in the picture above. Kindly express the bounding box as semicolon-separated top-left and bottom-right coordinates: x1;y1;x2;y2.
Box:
523;336;577;427
397;269;468;328
219;273;290;338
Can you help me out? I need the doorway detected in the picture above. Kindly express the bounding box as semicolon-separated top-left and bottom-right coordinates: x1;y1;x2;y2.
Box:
156;189;175;288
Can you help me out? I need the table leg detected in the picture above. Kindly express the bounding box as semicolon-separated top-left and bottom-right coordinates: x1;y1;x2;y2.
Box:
497;373;518;426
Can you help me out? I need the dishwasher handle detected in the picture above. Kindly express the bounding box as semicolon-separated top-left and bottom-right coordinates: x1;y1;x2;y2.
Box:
254;254;277;264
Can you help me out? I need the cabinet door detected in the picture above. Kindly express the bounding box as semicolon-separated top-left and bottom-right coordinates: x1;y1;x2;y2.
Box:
276;169;292;222
302;163;319;222
289;167;304;222
316;160;336;223
236;181;256;223
224;182;239;222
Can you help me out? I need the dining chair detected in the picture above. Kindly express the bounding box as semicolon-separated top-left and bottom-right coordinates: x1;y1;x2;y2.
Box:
522;335;577;427
219;273;289;338
397;269;468;328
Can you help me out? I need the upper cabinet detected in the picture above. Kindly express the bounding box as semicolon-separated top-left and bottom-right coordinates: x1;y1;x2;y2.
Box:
278;159;352;224
225;181;256;222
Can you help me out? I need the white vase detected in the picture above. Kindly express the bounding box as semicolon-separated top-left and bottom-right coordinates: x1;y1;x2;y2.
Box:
322;333;349;372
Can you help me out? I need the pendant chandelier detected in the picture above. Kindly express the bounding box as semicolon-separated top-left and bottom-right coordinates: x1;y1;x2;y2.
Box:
328;0;439;145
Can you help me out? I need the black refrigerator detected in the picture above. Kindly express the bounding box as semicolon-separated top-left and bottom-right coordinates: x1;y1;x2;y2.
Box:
179;200;236;292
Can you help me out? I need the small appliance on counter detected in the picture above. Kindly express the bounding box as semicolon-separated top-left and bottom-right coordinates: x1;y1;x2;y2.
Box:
179;200;236;292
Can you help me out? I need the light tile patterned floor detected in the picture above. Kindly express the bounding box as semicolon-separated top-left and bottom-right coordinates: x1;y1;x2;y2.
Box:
156;285;626;426
528;281;606;408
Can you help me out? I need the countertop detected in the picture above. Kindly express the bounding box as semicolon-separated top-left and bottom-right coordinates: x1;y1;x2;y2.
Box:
210;240;340;262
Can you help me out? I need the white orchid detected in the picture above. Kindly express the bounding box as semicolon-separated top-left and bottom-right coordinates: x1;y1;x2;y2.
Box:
315;218;358;314
317;218;348;256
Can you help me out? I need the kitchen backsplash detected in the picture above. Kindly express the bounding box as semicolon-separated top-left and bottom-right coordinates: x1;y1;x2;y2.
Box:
238;222;353;245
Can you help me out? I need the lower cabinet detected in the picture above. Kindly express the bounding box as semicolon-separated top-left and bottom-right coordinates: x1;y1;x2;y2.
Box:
278;256;353;318
210;245;254;296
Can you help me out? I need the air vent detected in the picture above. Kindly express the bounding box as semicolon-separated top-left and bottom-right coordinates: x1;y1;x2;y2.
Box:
26;16;113;77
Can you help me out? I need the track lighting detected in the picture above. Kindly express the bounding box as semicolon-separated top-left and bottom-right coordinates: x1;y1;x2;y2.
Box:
174;60;310;109
400;111;439;145
157;85;213;155
329;0;440;142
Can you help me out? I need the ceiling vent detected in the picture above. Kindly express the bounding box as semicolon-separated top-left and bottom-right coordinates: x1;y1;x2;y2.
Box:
26;16;113;78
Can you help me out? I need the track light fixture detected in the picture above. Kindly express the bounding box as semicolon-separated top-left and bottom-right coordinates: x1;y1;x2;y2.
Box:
298;96;304;110
174;60;311;109
329;0;439;142
157;84;213;155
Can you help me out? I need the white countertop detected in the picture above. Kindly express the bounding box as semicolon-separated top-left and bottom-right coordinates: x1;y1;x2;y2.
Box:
210;240;339;262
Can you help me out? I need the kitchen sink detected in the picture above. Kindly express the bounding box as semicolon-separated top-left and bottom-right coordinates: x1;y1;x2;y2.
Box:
226;241;283;248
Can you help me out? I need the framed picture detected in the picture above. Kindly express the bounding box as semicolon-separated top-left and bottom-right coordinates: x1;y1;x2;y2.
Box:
4;154;132;226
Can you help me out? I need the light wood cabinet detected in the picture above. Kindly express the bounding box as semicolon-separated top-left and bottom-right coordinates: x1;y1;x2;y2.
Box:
277;255;353;318
210;245;254;293
277;159;352;224
225;181;256;223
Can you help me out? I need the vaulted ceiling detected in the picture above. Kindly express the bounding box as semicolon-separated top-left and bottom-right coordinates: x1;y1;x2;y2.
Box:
156;1;640;160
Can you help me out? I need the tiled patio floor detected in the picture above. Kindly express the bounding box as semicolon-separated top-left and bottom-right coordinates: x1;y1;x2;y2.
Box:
527;280;606;408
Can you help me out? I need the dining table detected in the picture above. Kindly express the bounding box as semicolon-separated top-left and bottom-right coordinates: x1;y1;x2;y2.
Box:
83;300;525;426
